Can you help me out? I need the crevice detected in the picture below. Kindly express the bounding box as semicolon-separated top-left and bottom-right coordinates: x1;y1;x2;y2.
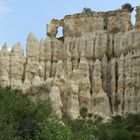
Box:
57;36;64;43
112;33;115;57
93;33;96;60
115;58;119;112
50;40;54;77
104;13;108;30
22;57;27;83
106;31;110;60
44;41;47;80
107;59;113;113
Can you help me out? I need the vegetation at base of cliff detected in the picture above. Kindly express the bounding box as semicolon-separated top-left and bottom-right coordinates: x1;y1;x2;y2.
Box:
0;88;72;140
0;88;140;140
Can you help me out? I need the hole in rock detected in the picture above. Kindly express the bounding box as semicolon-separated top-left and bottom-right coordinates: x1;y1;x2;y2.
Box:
56;26;64;38
131;9;136;25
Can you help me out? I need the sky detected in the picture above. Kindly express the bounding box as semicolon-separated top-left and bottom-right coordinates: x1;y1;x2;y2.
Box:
0;0;139;52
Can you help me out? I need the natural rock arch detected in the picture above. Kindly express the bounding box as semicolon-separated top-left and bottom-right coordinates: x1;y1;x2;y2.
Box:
47;19;64;38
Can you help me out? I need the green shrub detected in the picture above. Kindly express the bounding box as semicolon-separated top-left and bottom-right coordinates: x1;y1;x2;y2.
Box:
110;129;132;140
82;7;92;13
132;131;140;140
98;128;109;140
0;88;72;140
0;87;140;140
80;107;88;119
121;3;134;13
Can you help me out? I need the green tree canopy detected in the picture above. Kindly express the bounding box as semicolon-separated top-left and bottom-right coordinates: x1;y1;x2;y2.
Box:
121;3;134;13
82;7;92;13
0;88;72;140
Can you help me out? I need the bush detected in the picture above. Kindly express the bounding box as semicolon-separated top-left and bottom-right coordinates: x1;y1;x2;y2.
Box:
121;3;134;13
80;107;88;119
98;128;109;140
0;87;139;140
0;88;72;140
82;7;92;13
110;129;132;140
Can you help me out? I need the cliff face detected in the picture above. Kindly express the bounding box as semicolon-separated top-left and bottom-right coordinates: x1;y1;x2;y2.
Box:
1;7;140;119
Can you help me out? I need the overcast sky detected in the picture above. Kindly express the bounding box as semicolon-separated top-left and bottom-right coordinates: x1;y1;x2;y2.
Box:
0;0;139;51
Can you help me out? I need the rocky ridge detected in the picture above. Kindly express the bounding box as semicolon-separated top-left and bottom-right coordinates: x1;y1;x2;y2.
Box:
0;7;140;119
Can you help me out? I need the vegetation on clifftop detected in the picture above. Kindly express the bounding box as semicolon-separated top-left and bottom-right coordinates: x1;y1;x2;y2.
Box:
121;3;134;13
0;88;140;140
82;3;134;14
82;7;92;13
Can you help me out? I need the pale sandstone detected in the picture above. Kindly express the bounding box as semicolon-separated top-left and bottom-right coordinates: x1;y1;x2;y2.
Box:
1;8;140;119
0;43;11;87
11;42;24;89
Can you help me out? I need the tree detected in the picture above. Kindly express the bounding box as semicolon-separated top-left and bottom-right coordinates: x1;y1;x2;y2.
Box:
0;88;73;140
80;107;88;119
82;7;92;13
110;129;132;140
121;3;134;13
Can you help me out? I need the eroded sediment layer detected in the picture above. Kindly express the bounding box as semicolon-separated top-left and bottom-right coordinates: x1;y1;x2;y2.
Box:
0;7;140;119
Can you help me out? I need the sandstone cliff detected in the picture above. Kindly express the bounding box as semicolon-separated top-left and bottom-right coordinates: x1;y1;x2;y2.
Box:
1;7;140;119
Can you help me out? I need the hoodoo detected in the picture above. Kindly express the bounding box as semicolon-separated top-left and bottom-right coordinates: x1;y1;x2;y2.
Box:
1;7;140;119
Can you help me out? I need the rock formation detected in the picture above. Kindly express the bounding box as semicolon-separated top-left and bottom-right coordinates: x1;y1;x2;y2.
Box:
1;7;140;119
11;43;24;89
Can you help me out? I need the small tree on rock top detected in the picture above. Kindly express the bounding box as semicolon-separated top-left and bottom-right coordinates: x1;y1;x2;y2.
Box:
82;7;92;13
121;3;134;13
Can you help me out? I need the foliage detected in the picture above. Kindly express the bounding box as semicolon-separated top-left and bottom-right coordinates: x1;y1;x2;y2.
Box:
110;129;132;140
110;114;140;140
0;88;72;140
80;107;88;119
36;119;73;140
95;128;109;140
0;87;140;140
121;3;134;13
82;7;92;13
62;113;97;140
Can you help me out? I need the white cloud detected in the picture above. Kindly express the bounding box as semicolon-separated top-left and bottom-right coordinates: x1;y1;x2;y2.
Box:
0;4;12;13
7;47;12;51
0;47;12;52
0;4;12;21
